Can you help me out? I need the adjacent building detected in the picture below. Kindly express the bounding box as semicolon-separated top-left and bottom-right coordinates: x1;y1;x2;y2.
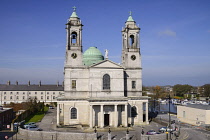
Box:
177;104;210;125
56;8;149;128
0;106;15;130
0;81;63;105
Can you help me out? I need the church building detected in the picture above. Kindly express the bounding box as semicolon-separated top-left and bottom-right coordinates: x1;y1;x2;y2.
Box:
57;7;149;128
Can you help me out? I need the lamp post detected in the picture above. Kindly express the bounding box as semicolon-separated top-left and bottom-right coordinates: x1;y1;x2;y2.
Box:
168;93;171;140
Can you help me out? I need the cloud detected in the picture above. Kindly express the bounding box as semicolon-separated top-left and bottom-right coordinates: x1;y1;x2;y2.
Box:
158;29;176;37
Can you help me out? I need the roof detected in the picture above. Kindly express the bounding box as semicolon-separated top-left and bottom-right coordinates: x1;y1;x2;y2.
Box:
70;6;78;18
127;11;134;22
83;47;104;66
186;104;210;110
0;84;64;91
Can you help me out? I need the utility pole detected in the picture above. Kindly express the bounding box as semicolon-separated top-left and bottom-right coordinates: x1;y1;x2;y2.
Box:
169;93;171;140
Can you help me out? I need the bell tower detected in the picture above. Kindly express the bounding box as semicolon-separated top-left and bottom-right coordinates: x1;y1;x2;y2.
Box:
65;6;83;67
121;12;141;68
122;12;142;97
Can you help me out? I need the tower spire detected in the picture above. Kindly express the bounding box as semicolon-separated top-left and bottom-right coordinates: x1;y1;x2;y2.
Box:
70;6;78;18
127;11;134;22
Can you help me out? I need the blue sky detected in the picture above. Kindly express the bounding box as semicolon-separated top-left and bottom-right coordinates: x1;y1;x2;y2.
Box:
0;0;210;86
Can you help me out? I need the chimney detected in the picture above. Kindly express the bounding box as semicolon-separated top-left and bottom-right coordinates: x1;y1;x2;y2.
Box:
16;81;18;85
28;81;30;86
7;81;10;85
57;81;59;87
39;81;41;87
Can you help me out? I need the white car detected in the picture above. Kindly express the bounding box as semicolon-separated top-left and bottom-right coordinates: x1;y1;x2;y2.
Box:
24;122;37;129
159;127;173;133
27;126;42;131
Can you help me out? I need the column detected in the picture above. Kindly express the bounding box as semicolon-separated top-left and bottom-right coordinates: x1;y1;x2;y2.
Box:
146;102;149;124
89;105;93;128
100;105;104;128
57;103;60;126
114;104;118;127
62;103;64;117
124;104;128;127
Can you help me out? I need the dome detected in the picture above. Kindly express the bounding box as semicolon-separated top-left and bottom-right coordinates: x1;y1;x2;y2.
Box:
83;47;104;66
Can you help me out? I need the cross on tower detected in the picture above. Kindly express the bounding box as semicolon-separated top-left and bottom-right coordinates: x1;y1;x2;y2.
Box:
73;6;76;11
129;11;132;16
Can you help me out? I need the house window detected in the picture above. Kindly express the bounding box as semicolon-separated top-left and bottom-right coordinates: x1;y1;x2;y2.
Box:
10;92;13;95
17;92;19;95
29;92;31;94
72;80;76;89
71;108;77;119
10;96;12;100
53;96;55;99
183;111;185;118
132;81;136;89
4;92;6;94
131;106;137;117
35;92;37;94
47;96;49;100
4;96;6;99
41;96;43;99
23;92;25;95
47;92;49;94
41;92;43;95
23;96;25;100
53;92;55;95
103;74;110;90
16;96;19;100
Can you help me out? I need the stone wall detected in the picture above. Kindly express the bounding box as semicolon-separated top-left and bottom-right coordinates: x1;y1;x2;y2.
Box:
19;128;97;140
141;133;167;140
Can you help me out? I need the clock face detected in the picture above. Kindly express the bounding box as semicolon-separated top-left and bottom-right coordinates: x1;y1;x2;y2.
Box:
131;55;136;60
71;53;77;59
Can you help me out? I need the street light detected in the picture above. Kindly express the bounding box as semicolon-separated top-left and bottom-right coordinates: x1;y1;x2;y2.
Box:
168;93;171;140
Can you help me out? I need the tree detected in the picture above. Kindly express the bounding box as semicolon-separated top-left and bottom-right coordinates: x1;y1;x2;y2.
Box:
154;85;161;99
203;84;210;97
173;84;193;97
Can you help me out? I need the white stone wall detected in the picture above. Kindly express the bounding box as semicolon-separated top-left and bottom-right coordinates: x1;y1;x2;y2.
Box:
125;69;142;97
89;68;124;98
62;101;89;125
177;105;210;125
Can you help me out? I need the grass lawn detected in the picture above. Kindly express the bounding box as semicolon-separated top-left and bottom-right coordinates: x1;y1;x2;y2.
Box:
25;106;48;123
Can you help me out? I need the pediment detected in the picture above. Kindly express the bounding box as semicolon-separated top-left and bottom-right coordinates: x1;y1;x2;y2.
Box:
90;59;124;69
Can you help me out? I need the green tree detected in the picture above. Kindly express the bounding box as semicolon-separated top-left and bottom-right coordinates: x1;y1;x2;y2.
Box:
173;84;193;97
203;84;210;97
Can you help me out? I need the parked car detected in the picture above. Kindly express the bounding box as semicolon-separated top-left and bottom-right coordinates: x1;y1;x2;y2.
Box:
49;106;54;109
24;122;37;129
26;126;42;131
159;127;173;133
146;130;157;135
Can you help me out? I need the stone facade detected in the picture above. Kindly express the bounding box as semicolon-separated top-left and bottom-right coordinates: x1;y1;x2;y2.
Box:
177;104;210;125
57;8;149;128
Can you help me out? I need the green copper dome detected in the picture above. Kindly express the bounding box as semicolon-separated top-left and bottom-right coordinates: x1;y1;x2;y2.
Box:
83;47;104;66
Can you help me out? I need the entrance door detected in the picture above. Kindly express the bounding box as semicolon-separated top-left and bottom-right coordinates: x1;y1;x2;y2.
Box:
104;114;109;126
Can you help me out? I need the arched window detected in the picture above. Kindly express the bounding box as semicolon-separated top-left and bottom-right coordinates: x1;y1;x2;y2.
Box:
71;107;77;119
103;74;110;90
131;106;137;117
129;35;134;47
71;32;77;44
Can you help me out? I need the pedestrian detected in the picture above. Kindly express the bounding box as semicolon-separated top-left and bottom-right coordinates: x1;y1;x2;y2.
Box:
141;129;144;135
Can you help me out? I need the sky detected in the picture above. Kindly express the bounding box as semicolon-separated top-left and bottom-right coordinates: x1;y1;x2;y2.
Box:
0;0;210;86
